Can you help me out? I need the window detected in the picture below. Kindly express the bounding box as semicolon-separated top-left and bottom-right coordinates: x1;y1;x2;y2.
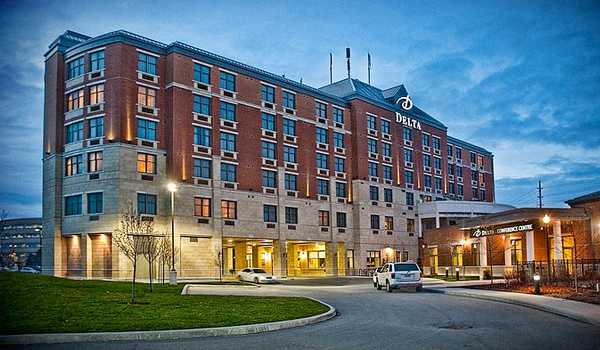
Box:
448;163;454;176
262;170;277;188
368;139;377;153
137;118;157;140
283;146;296;163
220;132;236;151
370;215;380;229
480;189;486;201
318;210;329;226
457;184;464;196
423;154;431;167
89;117;104;138
456;148;462;159
193;126;211;146
87;192;103;214
404;148;413;162
138;53;157;75
285;207;298;224
383;165;393;180
471;170;478;182
405;170;414;185
470;152;477;164
261;113;275;131
447;145;453;157
284;173;297;191
336;212;347;228
315;101;327;118
66;121;84;143
219;101;236;121
432;137;441;150
88;151;103;172
382;143;391;157
193;63;210;84
261;84;275;103
283;118;296;136
65;155;83;176
368;162;378;177
194;197;211;217
369;186;379;201
434;157;442;170
456;166;463;177
221;200;237;219
380;119;390;135
263;205;277;223
282;91;295;109
67;57;84;79
334;157;345;172
336;182;346;198
89;84;104;105
435;177;443;190
472;187;479;199
384;188;393;203
407;218;415;232
67;89;84;111
333;107;344;124
64;194;82;216
403;127;412;140
367;250;381;268
219;71;236;91
137;193;157;215
193;158;211;178
449;182;455;194
384;216;394;230
90;51;104;71
220;163;237;182
137;153;156;174
333;132;344;148
138;86;156;107
315;178;329;196
406;192;414;206
424;175;432;188
316;153;328;169
422;133;430;146
261;141;276;159
316;127;328;144
193;95;211;115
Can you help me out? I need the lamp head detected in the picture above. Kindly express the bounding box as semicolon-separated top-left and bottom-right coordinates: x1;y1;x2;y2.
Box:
542;214;550;224
167;182;178;193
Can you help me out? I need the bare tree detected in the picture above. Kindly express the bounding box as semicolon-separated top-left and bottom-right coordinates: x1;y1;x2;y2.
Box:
142;233;165;292
213;243;223;282
112;204;153;303
159;236;178;283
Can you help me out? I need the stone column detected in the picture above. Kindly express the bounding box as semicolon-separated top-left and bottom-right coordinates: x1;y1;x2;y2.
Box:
325;241;338;276
337;242;346;276
80;233;92;279
526;230;535;261
553;220;562;260
504;238;512;266
272;239;287;278
479;237;488;280
435;214;440;229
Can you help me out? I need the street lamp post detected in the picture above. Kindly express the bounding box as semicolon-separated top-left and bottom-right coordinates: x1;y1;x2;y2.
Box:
167;182;178;285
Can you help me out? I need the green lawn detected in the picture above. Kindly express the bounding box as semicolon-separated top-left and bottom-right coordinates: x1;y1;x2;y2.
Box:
0;272;329;335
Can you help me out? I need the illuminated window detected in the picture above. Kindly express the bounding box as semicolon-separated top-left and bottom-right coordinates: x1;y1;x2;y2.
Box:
318;210;329;226
137;153;156;174
88;151;103;173
89;84;104;105
137;86;156;107
221;200;237;219
384;216;394;230
194;197;211;217
67;89;84;111
65;155;83;176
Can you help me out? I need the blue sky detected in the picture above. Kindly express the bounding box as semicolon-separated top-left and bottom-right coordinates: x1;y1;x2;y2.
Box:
0;0;598;218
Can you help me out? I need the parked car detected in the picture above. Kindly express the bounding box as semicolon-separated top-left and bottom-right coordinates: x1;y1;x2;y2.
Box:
238;268;276;284
20;267;40;274
375;262;422;292
372;266;384;288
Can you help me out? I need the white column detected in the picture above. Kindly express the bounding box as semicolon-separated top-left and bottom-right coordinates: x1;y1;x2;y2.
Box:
553;220;562;260
435;214;440;229
479;237;488;280
504;238;512;266
417;217;423;238
526;230;535;261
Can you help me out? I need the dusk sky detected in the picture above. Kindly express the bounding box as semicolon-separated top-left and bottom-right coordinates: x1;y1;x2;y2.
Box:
0;0;598;218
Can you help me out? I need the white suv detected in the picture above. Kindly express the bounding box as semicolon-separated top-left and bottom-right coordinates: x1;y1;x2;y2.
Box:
375;262;423;292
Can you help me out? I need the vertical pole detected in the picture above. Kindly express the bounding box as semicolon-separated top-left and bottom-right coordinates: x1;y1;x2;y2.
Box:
368;53;371;85
169;190;177;285
537;180;543;208
329;52;333;84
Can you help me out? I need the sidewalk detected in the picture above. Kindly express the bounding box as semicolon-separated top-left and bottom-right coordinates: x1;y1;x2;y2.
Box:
422;278;506;288
425;286;600;326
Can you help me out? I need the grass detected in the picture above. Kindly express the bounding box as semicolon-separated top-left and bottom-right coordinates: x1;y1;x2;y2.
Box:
0;272;329;335
427;275;482;282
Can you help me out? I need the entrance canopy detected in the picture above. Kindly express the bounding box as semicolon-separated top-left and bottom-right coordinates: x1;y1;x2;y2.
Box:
458;208;590;233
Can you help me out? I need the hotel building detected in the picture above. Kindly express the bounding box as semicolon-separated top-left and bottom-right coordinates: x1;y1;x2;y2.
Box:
42;30;495;279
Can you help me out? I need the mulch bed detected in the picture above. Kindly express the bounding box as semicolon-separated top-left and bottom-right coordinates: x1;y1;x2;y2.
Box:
470;282;600;305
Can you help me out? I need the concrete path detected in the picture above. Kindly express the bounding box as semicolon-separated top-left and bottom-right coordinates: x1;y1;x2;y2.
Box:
427;286;600;326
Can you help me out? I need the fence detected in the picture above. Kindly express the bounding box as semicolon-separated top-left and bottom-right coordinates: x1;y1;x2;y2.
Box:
513;259;600;285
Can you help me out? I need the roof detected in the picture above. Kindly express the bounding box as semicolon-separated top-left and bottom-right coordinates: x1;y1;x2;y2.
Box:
566;191;600;205
458;207;589;230
320;78;447;130
447;136;492;156
0;218;42;226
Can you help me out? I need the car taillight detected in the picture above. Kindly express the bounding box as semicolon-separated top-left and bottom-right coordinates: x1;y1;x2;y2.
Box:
391;273;395;279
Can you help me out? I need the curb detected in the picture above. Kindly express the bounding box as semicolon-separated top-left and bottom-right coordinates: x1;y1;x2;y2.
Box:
0;298;335;345
425;287;600;326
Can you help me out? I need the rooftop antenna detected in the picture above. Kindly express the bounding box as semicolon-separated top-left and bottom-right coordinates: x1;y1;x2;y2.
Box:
368;52;372;84
537;180;543;208
346;47;351;78
300;77;303;84
329;52;333;84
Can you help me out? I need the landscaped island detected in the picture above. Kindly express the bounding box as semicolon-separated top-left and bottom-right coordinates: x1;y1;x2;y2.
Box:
0;272;328;334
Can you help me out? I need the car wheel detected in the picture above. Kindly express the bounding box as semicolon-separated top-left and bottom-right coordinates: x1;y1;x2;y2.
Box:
377;281;382;290
416;286;423;292
373;279;378;288
386;280;392;293
254;277;259;284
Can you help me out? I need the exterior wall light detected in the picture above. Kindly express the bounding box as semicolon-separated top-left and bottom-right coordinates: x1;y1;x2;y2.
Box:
542;214;550;224
533;273;541;295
